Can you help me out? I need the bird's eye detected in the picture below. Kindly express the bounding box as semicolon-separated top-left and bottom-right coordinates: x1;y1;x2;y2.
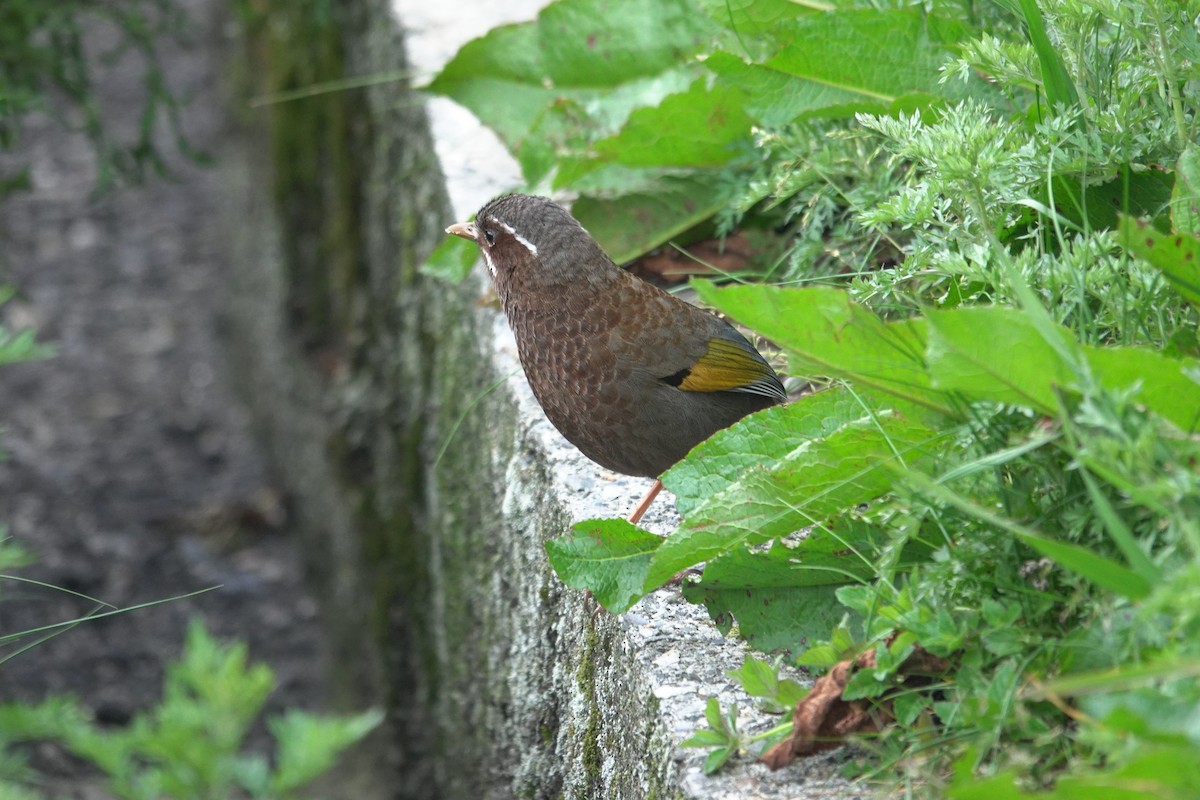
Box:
484;228;496;246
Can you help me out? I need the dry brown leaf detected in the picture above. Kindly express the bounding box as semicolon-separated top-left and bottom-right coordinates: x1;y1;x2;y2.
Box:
760;645;950;770
629;233;752;284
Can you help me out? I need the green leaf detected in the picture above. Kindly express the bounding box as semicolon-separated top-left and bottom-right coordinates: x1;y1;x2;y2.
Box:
682;697;741;774
570;176;733;264
729;655;779;698
706;51;942;128
702;746;736;774
1048;167;1174;233
545;519;662;612
681;525;878;657
681;728;729;747
893;691;932;726
425;0;716;184
754;10;967;116
425;23;554;156
683;542;852;653
0;327;54;365
1083;345;1200;432
926;305;1200;430
925;306;1073;414
421;234;480;284
695;0;817;59
691;282;956;416
537;0;716;88
664;387;882;516
647;411;942;589
1119;214;1200;310
1016;0;1080;112
591;78;754;168
1171;146;1200;236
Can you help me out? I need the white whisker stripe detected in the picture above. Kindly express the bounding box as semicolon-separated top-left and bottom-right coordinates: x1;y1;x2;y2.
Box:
497;220;538;256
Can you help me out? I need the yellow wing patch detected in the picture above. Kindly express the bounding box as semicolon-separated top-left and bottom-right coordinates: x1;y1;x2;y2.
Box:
677;337;780;395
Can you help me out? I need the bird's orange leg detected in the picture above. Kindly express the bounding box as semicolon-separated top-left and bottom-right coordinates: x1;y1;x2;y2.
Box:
627;479;663;525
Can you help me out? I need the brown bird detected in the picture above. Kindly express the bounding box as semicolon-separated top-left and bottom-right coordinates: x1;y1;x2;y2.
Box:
447;194;785;523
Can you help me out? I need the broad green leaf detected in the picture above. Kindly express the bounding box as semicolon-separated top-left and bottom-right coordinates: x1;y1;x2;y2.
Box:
571;176;733;264
925;306;1072;414
706;51;942;128
756;10;967;112
927;305;1200;430
537;0;715;88
1171;146;1200;235
545;519;661;612
646;412;942;588
692;282;956;415
592;79;754;168
696;0;818;60
1119;214;1200;310
1047;168;1174;233
517;98;591;185
664;387;880;516
682;543;848;653
1085;345;1200;432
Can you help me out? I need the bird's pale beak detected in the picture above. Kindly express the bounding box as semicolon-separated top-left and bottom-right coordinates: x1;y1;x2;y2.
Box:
445;221;476;241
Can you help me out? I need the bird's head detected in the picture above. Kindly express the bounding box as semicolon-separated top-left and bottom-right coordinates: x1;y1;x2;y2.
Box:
446;194;613;299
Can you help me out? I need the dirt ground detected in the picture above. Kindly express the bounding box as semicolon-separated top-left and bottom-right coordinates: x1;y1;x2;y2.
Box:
0;0;328;777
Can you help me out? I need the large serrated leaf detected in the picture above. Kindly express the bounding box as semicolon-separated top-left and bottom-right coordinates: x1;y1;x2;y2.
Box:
927;305;1200;431
678;511;938;653
1119;214;1200;310
682;544;846;653
663;387;886;517
1047;168;1174;233
644;412;942;589
592;78;754;168
696;0;818;61
925;306;1071;414
758;9;967;109
706;51;943;127
545;519;661;612
1085;346;1200;433
691;282;956;416
538;0;716;88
